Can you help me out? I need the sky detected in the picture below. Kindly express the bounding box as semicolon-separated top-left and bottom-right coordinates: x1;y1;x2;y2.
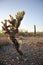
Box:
0;0;43;32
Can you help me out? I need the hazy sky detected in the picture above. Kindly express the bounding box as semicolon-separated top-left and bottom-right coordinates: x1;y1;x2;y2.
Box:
0;0;43;32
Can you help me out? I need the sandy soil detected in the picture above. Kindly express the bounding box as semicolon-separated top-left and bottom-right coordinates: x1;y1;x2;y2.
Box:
0;36;43;65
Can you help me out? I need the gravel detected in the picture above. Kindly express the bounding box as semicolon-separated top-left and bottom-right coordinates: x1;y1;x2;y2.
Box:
0;37;43;65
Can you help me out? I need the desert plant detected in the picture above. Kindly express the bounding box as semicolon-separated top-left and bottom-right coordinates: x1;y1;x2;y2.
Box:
34;25;36;36
2;11;25;56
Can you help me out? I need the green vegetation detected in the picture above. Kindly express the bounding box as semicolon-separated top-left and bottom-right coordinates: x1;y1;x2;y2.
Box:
0;32;5;37
0;32;8;37
0;31;43;37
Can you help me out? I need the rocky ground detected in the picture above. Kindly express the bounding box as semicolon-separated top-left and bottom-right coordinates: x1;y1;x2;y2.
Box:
0;36;43;65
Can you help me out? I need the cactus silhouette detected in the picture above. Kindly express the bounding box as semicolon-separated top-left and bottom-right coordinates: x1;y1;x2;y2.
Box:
2;11;25;56
34;25;36;36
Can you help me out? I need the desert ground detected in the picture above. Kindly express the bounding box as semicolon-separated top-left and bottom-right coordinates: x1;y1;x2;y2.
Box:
0;36;43;65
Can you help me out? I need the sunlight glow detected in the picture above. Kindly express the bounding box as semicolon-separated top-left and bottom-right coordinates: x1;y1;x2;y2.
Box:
0;20;2;30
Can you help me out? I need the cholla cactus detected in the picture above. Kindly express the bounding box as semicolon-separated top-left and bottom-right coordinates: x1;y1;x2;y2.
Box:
2;11;25;35
2;11;25;56
15;11;25;21
15;11;25;28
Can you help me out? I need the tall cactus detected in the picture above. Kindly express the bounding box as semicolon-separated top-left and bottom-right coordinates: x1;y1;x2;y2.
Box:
2;11;25;56
34;25;36;36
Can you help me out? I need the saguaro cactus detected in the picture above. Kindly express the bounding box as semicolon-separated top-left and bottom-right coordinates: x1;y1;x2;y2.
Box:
34;25;36;36
2;11;25;56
